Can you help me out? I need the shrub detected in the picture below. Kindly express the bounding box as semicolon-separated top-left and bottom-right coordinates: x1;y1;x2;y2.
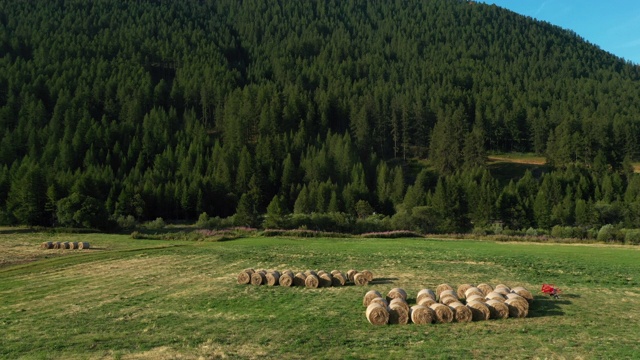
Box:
623;229;640;245
116;215;137;230
597;224;619;242
525;227;538;236
144;217;166;230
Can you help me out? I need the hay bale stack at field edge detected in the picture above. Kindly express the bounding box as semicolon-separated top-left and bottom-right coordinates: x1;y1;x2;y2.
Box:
467;300;491;321
305;274;320;288
237;269;254;285
388;302;410;325
449;302;473;323
278;271;294;287
485;299;510;319
505;297;529;318
78;242;90;249
40;242;53;249
457;284;473;300
353;272;369;286
416;289;436;304
250;272;266;286
429;303;454;323
318;272;334;287
435;283;454;299
386;288;407;302
366;303;389;325
331;271;347;286
511;286;534;304
293;272;307;287
363;290;383;307
347;269;358;283
389;298;411;313
476;283;494;296
410;305;436;325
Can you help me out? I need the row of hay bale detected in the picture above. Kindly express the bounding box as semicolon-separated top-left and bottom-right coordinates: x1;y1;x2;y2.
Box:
363;284;532;325
237;268;374;288
40;241;90;250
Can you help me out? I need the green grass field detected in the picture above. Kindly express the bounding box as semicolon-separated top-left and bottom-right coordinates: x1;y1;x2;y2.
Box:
1;231;639;359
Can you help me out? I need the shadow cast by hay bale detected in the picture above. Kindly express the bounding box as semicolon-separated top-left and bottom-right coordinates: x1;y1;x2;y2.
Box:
369;277;397;285
527;296;569;318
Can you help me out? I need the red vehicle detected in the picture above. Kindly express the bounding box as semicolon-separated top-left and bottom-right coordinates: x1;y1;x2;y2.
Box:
541;284;561;299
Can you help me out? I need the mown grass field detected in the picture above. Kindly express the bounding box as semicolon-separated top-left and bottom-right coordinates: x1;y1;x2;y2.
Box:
1;231;639;359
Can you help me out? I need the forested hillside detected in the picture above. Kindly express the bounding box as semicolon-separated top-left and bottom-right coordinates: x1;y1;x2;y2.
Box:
1;0;640;237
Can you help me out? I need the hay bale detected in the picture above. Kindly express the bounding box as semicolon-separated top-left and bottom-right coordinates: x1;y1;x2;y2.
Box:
435;283;454;299
318;272;334;287
69;242;79;249
485;299;510;319
439;289;457;300
331;271;347;286
330;269;341;276
78;242;90;249
485;292;506;302
293;272;307;287
347;269;358;283
40;242;53;249
476;283;494;296
511;286;534;304
449;302;473;323
386;288;408;302
363;290;383;307
466;294;485;303
429;303;454;323
389;302;410;325
410;305;436;325
353;272;369;286
304;270;317;277
361;270;373;282
52;242;61;249
505;297;529;318
237;270;253;285
417;297;436;307
389;298;411;313
439;295;459;306
265;271;281;286
456;284;473;299
416;289;436;303
494;284;511;295
281;270;294;277
305;274;320;288
505;293;526;301
250;272;266;286
369;297;388;308
278;272;294;287
366;303;389;325
464;287;484;298
466;300;490;321
60;242;70;249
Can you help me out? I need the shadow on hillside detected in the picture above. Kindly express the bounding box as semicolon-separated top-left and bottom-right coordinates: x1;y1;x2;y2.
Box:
488;162;550;186
528;296;570;318
369;277;397;285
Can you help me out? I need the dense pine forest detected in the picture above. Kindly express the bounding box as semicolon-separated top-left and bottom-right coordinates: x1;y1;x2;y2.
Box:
2;0;640;239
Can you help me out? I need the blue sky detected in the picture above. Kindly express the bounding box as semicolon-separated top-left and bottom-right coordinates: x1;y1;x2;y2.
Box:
477;1;640;64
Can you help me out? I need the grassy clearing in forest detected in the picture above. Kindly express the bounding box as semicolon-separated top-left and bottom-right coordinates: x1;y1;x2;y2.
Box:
1;232;639;359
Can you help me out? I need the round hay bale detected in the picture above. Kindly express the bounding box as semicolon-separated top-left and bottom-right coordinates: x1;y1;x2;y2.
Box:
436;283;454;299
417;297;436;307
389;298;410;313
331;271;347;286
439;289;457;300
429;303;454;323
78;242;90;249
449;302;473;323
317;270;328;276
369;297;388;308
330;269;340;276
485;299;510;319
278;272;294;287
464;287;484;298
293;272;307;287
353;272;369;286
52;242;61;249
360;270;373;282
363;290;383;307
456;284;473;299
511;286;534;304
305;270;317;277
386;288;408;302
318;272;334;287
237;270;253;285
305;274;320;288
347;269;358;283
61;242;70;249
485;291;506;302
505;293;526;301
476;283;494;296
416;289;436;303
366;303;389;325
40;242;53;249
410;305;436;325
281;270;293;277
439;295;459;306
250;272;266;286
266;271;281;286
69;242;79;249
466;294;485;303
389;302;410;325
466;300;491;321
495;284;511;292
505;297;529;318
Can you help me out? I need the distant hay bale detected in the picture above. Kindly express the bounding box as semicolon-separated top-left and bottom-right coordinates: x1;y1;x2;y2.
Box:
386;288;408;302
330;269;340;276
266;271;281;286
485;292;506;302
237;270;253;285
511;286;534;304
457;284;473;299
360;270;373;282
477;283;493;296
464;287;484;298
466;301;490;321
318;272;334;287
52;242;61;249
281;270;294;277
60;242;70;249
389;302;410;325
429;303;454;323
505;297;529;318
410;305;436;325
305;270;317;277
78;242;90;249
494;284;511;295
505;293;525;301
466;294;485;303
250;272;266;286
449;302;473;323
347;269;358;282
369;297;388;308
293;272;307;287
363;290;383;307
305;274;320;288
417;297;436;307
331;271;347;286
366;303;389;325
439;289;457;300
353;272;369;286
439;295;459;306
69;242;79;249
435;283;454;299
416;289;436;304
40;242;53;249
389;298;411;313
486;299;510;319
317;270;328;277
278;272;294;287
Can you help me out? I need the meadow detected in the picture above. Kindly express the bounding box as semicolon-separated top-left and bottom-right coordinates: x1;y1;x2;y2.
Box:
1;230;639;359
